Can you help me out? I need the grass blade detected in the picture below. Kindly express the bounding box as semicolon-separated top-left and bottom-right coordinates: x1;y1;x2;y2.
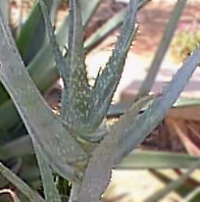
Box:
136;0;186;98
0;162;44;202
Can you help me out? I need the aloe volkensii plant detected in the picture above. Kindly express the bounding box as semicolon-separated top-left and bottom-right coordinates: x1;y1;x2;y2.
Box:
0;0;143;190
0;0;200;201
0;0;133;135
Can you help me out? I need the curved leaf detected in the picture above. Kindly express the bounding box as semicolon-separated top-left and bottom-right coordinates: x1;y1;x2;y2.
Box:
76;36;200;202
0;0;104;134
61;0;91;131
87;0;138;129
0;11;88;181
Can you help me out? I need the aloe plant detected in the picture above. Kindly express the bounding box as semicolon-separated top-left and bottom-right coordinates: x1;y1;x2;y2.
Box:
0;0;142;189
0;0;200;201
0;0;149;140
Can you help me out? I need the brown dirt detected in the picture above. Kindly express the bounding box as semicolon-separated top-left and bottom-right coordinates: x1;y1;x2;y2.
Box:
133;1;200;56
84;0;200;58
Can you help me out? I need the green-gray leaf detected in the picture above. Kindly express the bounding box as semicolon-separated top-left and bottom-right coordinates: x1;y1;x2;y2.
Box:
87;0;138;129
0;10;87;182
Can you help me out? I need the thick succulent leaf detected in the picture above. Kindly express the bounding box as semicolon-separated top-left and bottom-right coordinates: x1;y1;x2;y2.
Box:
38;0;71;131
79;96;152;144
61;0;91;131
84;0;150;53
136;0;186;98
87;0;138;130
0;9;64;132
76;95;154;201
0;162;45;202
119;46;200;159
38;0;69;83
0;0;103;133
146;159;200;202
0;12;87;182
115;150;200;169
16;0;53;65
33;140;61;202
76;44;200;202
6;0;100;91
